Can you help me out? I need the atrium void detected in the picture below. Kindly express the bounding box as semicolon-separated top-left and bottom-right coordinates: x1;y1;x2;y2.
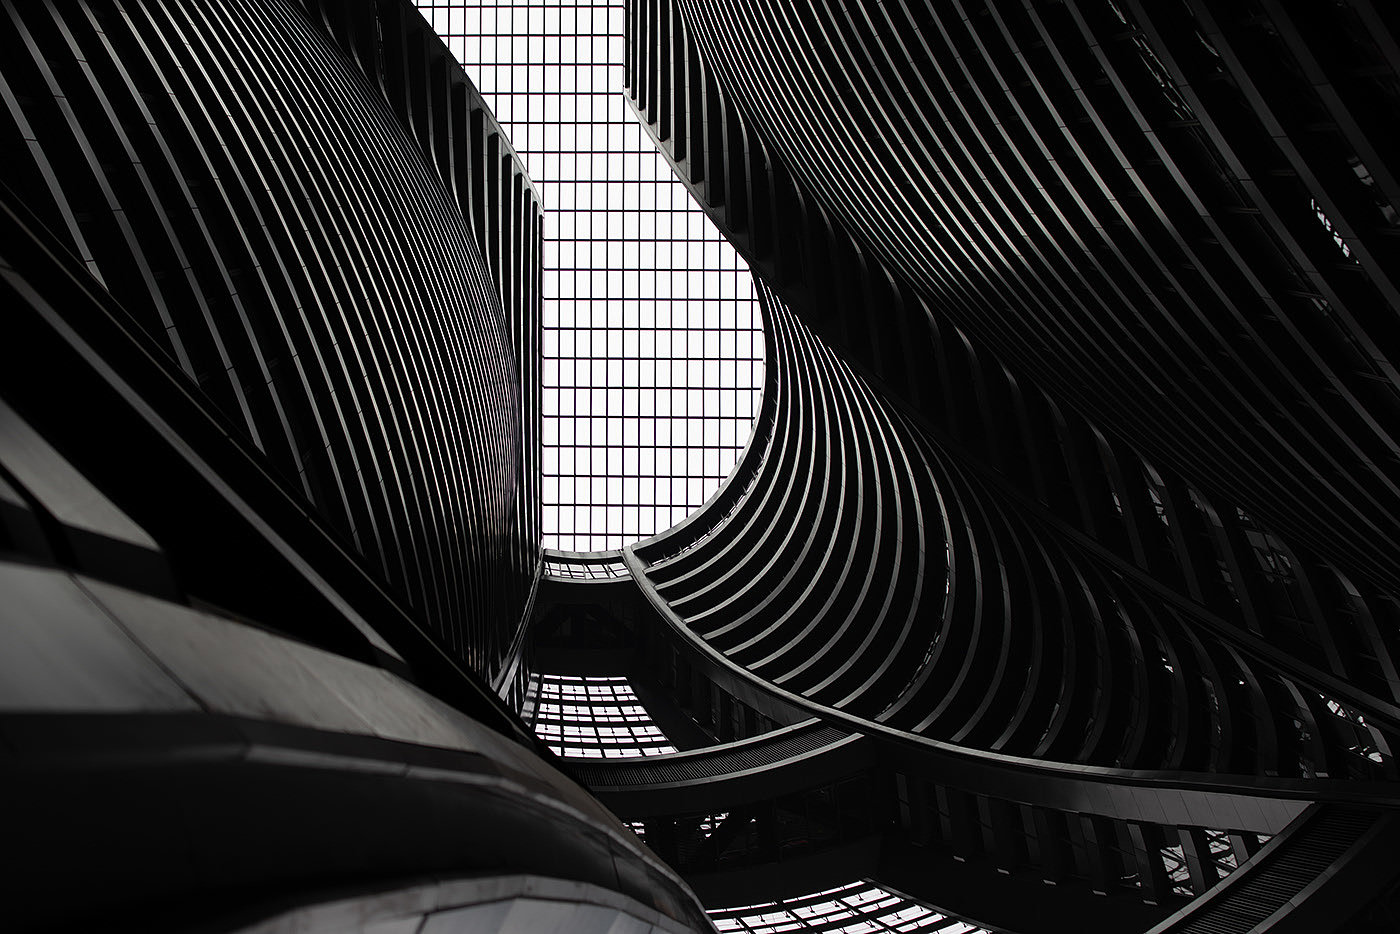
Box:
417;0;765;552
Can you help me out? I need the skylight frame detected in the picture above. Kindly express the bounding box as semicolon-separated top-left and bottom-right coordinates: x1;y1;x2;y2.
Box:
532;673;678;758
415;0;766;553
707;881;995;934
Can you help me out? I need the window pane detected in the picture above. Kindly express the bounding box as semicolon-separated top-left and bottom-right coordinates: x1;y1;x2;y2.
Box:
416;0;765;552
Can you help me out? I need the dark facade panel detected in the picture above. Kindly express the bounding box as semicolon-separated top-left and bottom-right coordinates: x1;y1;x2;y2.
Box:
630;284;1398;783
0;356;709;930
613;4;1400;917
554;282;1394;926
0;0;541;686
623;0;1400;771
0;1;721;929
633;0;1400;606
9;0;1400;929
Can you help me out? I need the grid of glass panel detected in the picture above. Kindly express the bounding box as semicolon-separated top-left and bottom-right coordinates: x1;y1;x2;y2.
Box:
1322;694;1386;764
533;674;677;757
415;1;765;552
541;551;630;579
709;882;994;934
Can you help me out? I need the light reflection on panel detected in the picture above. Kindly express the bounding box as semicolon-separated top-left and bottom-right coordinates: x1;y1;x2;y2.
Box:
415;1;765;552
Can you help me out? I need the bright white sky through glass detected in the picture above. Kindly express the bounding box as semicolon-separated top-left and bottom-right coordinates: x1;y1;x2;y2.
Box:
415;1;765;552
709;882;994;933
532;674;677;757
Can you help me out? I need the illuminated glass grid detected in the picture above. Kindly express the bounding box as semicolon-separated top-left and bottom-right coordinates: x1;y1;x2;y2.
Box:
415;1;765;552
708;882;995;934
541;551;630;579
533;674;678;758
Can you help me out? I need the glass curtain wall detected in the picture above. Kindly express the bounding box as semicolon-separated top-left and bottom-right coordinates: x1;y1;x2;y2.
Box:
415;0;765;552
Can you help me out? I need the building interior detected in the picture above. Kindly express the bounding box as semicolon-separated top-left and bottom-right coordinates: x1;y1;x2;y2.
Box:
3;0;1400;931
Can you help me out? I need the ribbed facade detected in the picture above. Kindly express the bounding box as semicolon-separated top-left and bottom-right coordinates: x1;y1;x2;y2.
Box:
1;0;540;683
632;283;1400;778
594;285;1396;927
9;0;1400;930
0;1;715;931
625;0;1400;759
606;1;1400;929
629;0;1400;598
636;285;944;730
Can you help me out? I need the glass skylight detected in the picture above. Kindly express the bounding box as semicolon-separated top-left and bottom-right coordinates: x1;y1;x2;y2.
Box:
541;551;630;579
708;882;994;933
415;0;765;552
532;673;677;757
